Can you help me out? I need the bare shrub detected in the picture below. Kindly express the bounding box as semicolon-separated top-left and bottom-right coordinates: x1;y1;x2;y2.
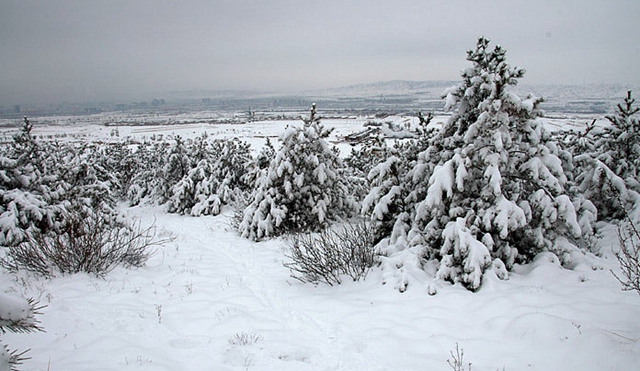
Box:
446;343;507;371
284;221;377;286
447;343;472;371
1;209;170;277
228;332;263;346
612;217;640;295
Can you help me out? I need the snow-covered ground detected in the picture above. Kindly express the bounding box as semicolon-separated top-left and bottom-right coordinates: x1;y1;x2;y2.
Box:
0;110;609;156
1;111;639;370
2;206;639;371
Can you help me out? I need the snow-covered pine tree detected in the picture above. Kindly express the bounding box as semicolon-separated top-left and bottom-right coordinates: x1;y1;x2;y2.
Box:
0;118;56;246
9;117;41;171
187;132;212;166
61;143;119;215
360;112;439;245
370;38;586;291
209;138;253;199
0;293;43;371
158;136;190;203
239;104;355;240
345;135;390;205
167;165;200;215
166;134;213;214
96;141;140;199
241;137;276;200
549;121;600;244
168;138;253;216
361;156;410;243
256;137;276;171
570;91;640;221
126;142;168;206
602;91;640;179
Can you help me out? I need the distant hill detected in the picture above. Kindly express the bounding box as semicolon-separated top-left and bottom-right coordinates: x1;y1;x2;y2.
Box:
515;83;639;115
311;79;636;99
304;80;640;115
309;80;458;98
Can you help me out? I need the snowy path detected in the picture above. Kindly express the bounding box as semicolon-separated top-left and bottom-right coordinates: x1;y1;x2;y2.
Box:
2;206;640;370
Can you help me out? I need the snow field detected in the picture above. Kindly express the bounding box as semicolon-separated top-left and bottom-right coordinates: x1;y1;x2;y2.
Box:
0;116;375;162
0;111;608;160
1;107;638;370
2;205;639;371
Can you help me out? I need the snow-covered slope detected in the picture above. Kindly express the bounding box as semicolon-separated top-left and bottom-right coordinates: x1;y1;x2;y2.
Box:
2;206;639;371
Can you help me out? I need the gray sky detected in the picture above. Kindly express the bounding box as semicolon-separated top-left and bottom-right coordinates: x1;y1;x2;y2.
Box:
2;0;639;105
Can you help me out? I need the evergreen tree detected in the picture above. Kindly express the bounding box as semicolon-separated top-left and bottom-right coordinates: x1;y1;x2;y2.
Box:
97;141;139;199
346;135;390;204
366;38;588;291
1;118;124;246
0;118;56;246
360;112;438;244
570;91;640;221
601;91;640;179
361;156;410;243
187;132;212;166
0;293;43;371
168;138;253;216
62;143;119;213
240;137;277;200
159;136;190;203
240;104;356;240
256;137;276;170
126;142;167;206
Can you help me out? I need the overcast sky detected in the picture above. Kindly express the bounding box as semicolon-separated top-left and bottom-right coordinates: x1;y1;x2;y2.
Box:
2;0;639;105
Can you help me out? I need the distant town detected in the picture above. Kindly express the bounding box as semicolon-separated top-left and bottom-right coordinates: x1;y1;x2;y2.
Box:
1;81;636;120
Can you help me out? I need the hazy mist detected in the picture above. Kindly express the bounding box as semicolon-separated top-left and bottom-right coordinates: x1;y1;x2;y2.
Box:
1;0;639;105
